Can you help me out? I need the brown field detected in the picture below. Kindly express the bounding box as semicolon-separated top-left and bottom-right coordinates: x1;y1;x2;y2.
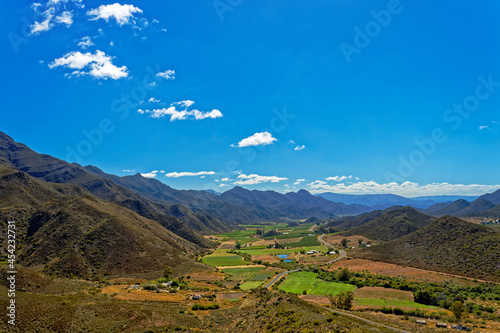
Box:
251;254;281;263
189;268;225;281
298;255;335;264
299;295;330;305
248;239;275;246
276;237;302;244
323;234;373;246
217;292;247;300
327;258;477;284
102;285;186;302
354;287;413;301
218;241;236;249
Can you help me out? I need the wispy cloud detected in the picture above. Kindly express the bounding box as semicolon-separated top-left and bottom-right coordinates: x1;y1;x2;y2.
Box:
234;173;288;185
165;171;217;178
78;36;94;49
294;178;305;185
148;97;161;103
49;50;128;79
326;175;353;182
30;0;80;34
307;180;500;197
479;125;489;130
138;100;222;121
232;131;277;148
156;70;175;80
294;145;305;151
122;169;135;173
87;3;143;26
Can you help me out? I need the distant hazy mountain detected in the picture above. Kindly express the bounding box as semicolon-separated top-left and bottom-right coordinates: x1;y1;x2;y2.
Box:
411;195;479;202
424;197;497;217
477;189;500;205
356;216;500;282
204;189;221;195
317;192;480;210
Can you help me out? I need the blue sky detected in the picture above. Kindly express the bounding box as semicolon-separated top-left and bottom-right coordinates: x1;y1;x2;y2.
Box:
1;0;500;196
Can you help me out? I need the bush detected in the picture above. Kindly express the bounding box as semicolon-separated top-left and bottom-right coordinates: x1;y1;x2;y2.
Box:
192;303;220;311
393;308;405;316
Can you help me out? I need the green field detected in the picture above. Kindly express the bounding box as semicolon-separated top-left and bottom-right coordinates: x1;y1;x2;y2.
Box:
355;298;441;309
279;272;357;296
240;281;265;290
249;270;277;281
286;235;321;247
221;266;265;281
202;249;251;267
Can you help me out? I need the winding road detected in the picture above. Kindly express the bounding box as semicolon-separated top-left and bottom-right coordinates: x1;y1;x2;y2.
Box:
263;234;409;333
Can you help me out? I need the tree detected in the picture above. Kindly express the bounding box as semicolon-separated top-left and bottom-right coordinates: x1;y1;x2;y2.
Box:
337;267;351;282
358;239;364;247
235;242;241;250
163;266;173;279
341;238;350;248
329;291;354;310
450;301;466;322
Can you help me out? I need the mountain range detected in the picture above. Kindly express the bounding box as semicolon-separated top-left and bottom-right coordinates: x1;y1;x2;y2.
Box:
316;192;478;209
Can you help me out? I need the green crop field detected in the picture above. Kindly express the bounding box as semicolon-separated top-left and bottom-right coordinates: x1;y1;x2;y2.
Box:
240;281;265;290
354;298;441;310
202;255;251;267
202;250;251;267
279;272;356;296
287;235;321;247
249;271;276;281
309;281;357;295
221;267;265;281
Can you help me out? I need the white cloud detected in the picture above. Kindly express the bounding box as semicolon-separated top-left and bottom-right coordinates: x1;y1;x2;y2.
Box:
294;178;305;185
233;173;288;185
218;183;229;187
138;101;222;121
294;145;305;151
233;131;277;148
479;125;488;130
31;8;55;34
221;177;229;182
156;69;175;80
288;140;295;144
78;36;94;49
49;50;128;80
55;11;73;26
326;175;353;182
148;97;160;103
31;3;42;10
87;3;142;26
122;169;135;172
306;180;500;197
165;171;217;178
141;170;158;178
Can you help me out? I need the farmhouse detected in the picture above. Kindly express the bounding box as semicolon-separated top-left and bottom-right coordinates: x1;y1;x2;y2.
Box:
191;294;203;300
416;319;426;325
306;250;317;255
436;322;447;328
